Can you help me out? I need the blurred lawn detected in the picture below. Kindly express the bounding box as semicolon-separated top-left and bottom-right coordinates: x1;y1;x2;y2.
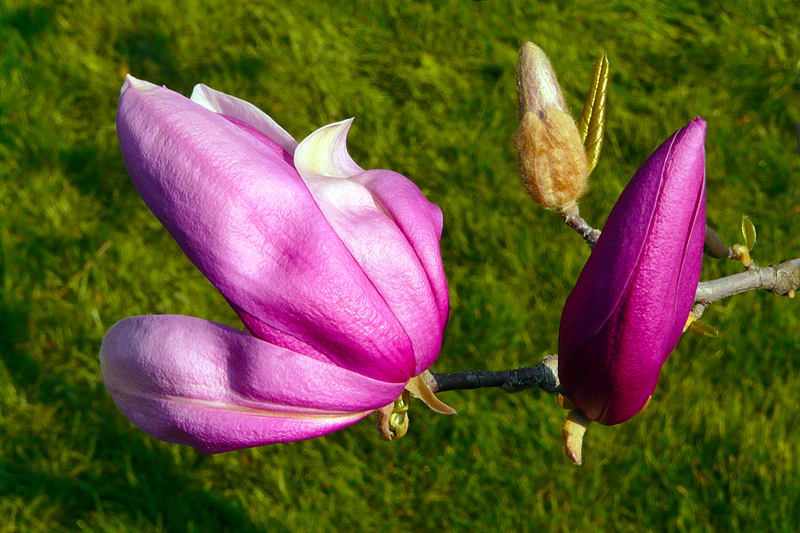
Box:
1;0;799;531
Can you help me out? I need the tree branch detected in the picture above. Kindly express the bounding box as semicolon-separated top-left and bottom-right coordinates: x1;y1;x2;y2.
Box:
559;205;800;305
430;201;799;397
695;258;800;303
557;202;600;248
430;356;560;394
430;259;800;396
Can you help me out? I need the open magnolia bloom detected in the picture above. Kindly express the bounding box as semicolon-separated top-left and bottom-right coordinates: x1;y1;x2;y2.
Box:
101;76;451;453
558;118;707;426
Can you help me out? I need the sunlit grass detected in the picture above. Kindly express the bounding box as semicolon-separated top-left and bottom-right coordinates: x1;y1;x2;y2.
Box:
1;0;799;531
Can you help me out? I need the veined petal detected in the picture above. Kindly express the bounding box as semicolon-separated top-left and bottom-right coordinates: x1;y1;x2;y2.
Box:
353;169;449;373
100;315;406;453
558;118;706;424
190;82;298;156
293;121;446;375
117;77;418;383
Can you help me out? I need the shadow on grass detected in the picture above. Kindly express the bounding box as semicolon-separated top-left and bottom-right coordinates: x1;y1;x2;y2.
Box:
61;141;137;211
0;298;278;533
2;5;56;42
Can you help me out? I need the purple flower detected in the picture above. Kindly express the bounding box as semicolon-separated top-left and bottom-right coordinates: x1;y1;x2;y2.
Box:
101;76;449;453
558;118;707;425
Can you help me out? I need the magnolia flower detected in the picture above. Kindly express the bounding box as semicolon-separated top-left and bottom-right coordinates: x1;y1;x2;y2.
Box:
558;118;707;426
101;76;451;453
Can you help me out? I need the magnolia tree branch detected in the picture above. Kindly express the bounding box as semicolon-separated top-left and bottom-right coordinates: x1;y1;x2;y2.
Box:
429;217;800;396
558;202;600;248
430;356;560;394
556;206;800;302
691;258;800;322
433;52;800;406
695;258;800;302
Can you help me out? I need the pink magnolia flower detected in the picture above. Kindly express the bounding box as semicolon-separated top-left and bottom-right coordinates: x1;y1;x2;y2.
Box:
101;76;449;453
558;118;706;425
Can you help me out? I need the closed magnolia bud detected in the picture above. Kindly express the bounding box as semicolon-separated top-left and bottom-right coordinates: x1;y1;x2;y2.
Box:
558;118;707;426
515;43;588;209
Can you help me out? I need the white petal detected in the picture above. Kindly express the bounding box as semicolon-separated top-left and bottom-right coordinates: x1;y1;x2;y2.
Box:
190;84;298;155
121;74;158;95
294;118;364;180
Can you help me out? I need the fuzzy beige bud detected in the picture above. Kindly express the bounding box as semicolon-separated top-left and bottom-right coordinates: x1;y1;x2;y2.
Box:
515;43;588;209
515;107;588;208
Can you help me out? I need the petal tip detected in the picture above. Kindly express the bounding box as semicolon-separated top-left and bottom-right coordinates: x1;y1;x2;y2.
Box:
189;84;214;111
685;116;707;140
318;117;355;139
295;117;362;179
121;74;156;96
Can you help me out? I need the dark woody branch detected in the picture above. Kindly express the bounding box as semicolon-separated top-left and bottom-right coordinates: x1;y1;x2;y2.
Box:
430;356;560;394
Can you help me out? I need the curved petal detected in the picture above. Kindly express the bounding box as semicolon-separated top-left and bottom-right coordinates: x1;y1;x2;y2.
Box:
217;114;295;166
558;118;706;424
353;171;449;330
190;83;298;155
294;121;446;375
352;169;449;373
117;76;417;383
100;315;406;454
294;119;364;179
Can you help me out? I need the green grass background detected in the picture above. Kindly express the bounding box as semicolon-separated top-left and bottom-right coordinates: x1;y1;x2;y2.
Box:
2;0;799;531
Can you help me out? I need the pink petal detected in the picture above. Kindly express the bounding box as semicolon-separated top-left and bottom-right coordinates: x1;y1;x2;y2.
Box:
117;76;418;383
190;83;298;155
353;169;449;373
100;315;406;453
294;120;447;375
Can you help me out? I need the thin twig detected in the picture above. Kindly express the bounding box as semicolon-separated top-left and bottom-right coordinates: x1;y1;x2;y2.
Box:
557;202;600;248
558;207;800;304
